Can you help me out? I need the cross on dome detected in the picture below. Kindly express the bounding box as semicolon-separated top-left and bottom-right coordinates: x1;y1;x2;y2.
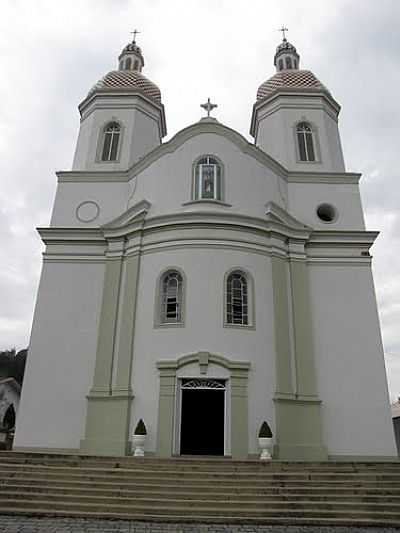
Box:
278;26;288;41
274;29;300;72
200;98;217;118
130;29;140;43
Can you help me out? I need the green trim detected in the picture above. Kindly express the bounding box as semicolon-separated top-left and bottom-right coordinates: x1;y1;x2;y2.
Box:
156;353;250;459
80;395;133;456
271;249;327;461
289;259;318;397
81;231;143;456
113;253;140;395
89;253;123;396
271;257;294;397
273;397;327;461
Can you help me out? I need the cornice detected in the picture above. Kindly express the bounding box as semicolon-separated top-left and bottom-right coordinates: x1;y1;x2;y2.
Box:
57;117;361;186
287;172;361;184
78;90;167;138
250;89;340;138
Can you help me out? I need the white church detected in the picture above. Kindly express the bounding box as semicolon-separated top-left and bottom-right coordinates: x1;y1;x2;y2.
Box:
14;34;397;461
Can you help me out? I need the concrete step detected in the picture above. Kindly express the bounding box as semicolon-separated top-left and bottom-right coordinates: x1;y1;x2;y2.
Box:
1;454;400;526
2;506;400;527
2;486;400;506
2;480;400;499
1;497;400;521
1;452;399;471
2;462;400;482
2;473;400;493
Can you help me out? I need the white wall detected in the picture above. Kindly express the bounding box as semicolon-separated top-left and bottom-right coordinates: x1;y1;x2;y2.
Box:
288;182;366;230
308;263;397;456
14;261;104;450
255;95;345;172
130;248;276;454
72;96;161;171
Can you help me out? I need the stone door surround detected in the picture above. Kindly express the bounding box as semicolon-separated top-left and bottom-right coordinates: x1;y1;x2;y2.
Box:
156;352;250;459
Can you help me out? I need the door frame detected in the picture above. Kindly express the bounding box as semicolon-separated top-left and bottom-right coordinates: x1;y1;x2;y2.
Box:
175;378;227;456
156;352;250;459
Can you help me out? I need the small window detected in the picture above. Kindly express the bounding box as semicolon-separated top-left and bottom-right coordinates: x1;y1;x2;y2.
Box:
293;58;298;69
226;271;249;326
285;57;292;69
278;59;284;71
133;60;139;70
125;57;132;70
194;156;222;201
296;122;316;162
160;270;183;324
101;122;121;162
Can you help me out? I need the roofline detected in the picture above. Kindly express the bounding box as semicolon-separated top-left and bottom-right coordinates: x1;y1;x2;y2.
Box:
57;119;361;186
250;88;341;138
78;89;167;137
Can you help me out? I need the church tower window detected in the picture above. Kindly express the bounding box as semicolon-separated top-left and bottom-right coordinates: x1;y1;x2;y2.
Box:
125;57;132;70
194;156;222;201
160;270;184;324
296;122;316;162
225;271;250;326
101;122;121;162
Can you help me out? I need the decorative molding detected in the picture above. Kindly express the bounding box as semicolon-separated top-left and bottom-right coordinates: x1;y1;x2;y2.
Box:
76;200;100;223
56;116;361;186
157;352;251;373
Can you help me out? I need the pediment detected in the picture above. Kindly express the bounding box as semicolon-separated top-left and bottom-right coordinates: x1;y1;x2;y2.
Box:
265;201;312;232
126;119;288;182
101;199;151;238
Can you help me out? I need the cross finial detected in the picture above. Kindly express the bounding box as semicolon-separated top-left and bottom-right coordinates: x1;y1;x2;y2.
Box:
130;29;140;43
200;97;217;118
278;26;288;41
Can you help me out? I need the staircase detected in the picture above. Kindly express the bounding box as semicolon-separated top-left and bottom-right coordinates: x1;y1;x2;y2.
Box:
0;452;400;526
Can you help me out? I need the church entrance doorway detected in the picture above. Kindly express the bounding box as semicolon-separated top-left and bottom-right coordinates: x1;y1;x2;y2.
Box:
179;378;225;456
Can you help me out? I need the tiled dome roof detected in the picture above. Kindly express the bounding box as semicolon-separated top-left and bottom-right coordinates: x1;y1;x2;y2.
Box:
257;70;329;101
89;70;161;104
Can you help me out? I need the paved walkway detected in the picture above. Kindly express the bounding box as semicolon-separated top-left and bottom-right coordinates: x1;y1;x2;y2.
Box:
0;517;399;533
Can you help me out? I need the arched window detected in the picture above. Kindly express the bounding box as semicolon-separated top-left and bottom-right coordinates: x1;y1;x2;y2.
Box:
226;271;249;326
278;59;284;71
125;57;132;70
296;122;316;162
194;155;222;201
160;270;184;324
101;122;121;161
133;60;139;70
285;57;292;69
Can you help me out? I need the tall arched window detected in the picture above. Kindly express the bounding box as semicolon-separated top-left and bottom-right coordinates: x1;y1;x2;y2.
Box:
285;57;293;69
296;122;316;162
194;155;222;201
226;271;249;326
160;270;184;324
125;57;132;70
101;122;121;161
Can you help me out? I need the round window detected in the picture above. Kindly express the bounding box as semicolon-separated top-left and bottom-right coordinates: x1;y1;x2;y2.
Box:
316;203;337;223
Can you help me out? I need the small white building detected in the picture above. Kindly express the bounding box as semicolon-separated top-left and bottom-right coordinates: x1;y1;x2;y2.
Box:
0;378;20;430
14;36;397;460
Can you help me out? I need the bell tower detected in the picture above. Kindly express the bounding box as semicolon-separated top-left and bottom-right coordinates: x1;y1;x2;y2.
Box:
250;33;345;172
72;34;166;172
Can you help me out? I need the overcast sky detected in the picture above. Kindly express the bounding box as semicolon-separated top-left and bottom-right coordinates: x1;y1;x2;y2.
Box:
0;0;399;399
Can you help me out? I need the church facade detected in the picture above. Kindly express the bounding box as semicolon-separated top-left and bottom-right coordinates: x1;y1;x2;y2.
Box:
14;36;397;460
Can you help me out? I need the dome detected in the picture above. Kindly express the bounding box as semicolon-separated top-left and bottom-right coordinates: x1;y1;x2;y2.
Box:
88;70;162;104
275;39;297;55
119;41;145;67
257;70;329;101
